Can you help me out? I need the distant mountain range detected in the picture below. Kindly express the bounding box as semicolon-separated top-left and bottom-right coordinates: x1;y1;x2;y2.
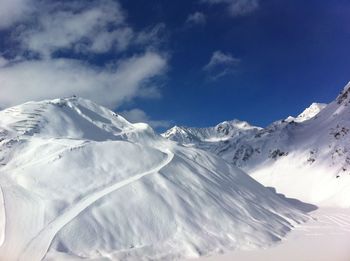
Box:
163;82;350;207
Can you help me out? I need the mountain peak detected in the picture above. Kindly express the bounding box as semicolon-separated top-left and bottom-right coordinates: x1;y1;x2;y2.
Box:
215;119;259;132
284;102;327;123
0;97;149;141
295;102;327;122
162;119;260;146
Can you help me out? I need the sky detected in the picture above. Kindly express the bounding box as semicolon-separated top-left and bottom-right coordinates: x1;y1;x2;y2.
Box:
0;0;350;131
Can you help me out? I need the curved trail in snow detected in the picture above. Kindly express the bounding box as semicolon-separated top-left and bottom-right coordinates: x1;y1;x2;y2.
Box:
19;148;174;261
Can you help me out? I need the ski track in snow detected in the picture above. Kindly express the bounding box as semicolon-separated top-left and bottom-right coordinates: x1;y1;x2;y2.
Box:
19;148;174;261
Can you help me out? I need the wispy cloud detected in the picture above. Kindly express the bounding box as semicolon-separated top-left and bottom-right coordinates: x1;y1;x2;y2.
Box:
120;108;171;129
202;0;259;17
0;0;168;109
186;12;207;26
0;0;34;29
203;50;240;79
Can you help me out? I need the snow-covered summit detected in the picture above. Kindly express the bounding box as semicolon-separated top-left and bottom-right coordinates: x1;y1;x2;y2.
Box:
162;119;260;144
0;97;307;260
293;102;327;122
0;96;152;140
284;102;326;123
215;119;259;133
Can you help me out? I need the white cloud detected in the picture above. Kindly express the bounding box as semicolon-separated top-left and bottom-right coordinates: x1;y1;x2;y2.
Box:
204;50;240;70
203;50;240;79
0;0;33;29
15;0;166;58
89;28;134;53
202;0;259;17
0;52;166;108
120;108;171;129
186;12;207;26
0;0;168;109
19;0;131;57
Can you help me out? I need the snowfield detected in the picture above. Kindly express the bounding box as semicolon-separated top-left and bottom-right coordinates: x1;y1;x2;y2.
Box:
0;97;308;260
190;207;350;261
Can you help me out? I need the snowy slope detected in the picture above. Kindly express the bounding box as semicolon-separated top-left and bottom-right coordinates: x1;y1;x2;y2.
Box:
0;97;307;261
163;83;350;207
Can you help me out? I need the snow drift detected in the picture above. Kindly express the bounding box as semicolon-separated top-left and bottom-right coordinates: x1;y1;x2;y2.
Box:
0;97;307;260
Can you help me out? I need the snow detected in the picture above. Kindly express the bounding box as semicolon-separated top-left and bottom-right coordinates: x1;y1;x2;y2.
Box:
163;83;350;207
286;102;327;123
189;207;350;261
19;148;174;261
0;97;308;260
162;120;261;144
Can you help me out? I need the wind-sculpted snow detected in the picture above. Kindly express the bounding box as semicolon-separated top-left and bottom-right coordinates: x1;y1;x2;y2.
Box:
163;82;350;207
0;97;307;260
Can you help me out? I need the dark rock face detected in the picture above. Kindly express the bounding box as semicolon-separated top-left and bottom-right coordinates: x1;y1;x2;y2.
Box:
337;83;350;105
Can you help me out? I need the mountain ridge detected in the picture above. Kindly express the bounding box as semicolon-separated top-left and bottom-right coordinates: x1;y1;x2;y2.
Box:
163;83;350;207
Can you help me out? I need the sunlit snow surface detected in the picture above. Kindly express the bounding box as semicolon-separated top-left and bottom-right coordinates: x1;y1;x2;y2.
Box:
192;208;350;261
0;97;307;260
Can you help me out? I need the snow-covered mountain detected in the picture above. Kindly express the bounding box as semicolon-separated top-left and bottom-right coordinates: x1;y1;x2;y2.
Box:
163;120;260;143
0;97;307;261
285;102;327;123
163;83;350;207
162;120;261;156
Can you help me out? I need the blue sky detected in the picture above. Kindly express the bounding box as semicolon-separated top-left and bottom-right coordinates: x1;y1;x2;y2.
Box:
0;0;349;130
